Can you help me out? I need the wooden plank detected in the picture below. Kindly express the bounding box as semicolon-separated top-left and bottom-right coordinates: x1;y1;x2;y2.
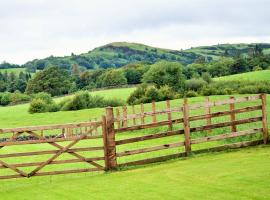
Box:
116;129;184;145
152;101;157;123
205;97;212;133
189;105;262;122
183;98;191;154
132;105;136;125
261;94;269;144
116;142;184;157
115;105;261;133
0;174;23;180
105;107;117;169
0;121;102;134
0;147;104;159
0;157;105;169
34;168;104;177
118;152;186;167
140;103;145;124
0;160;28;177
115;118;183;133
230;96;237;132
191;128;263;144
28;134;88;177
167;100;173;131
0;135;102;147
123;106;128;127
116;108;121;129
118;140;263;167
192;139;263;154
102;115;109;170
188;94;261;110
190;117;262;133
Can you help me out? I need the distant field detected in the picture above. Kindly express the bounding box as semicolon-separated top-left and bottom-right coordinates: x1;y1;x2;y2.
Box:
0;68;26;74
214;70;270;82
0;87;136;128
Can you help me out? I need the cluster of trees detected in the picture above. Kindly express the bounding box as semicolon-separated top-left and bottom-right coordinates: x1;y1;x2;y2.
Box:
127;60;270;104
184;48;270;79
0;71;31;93
29;92;125;114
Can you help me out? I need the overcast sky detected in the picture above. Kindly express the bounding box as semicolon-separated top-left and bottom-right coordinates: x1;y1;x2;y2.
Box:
1;0;270;64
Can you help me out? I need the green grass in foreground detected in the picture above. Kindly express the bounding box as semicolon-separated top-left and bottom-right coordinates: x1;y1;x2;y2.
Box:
0;145;270;200
214;70;270;82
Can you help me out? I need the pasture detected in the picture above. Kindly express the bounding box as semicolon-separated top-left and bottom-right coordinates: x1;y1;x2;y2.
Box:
0;87;269;199
214;70;270;82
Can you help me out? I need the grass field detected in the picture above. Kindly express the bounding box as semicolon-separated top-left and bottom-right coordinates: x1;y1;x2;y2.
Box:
214;70;270;82
0;68;26;75
0;87;269;199
0;145;269;200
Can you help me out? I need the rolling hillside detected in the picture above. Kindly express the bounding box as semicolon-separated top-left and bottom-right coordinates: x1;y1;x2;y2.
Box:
21;42;270;71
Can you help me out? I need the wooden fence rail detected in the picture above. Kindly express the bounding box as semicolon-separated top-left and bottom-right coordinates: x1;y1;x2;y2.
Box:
0;94;268;179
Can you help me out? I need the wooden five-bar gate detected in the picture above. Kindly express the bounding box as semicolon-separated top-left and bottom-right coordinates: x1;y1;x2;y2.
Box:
0;94;268;179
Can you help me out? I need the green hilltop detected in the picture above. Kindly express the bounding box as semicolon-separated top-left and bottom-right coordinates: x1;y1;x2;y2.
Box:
2;42;270;71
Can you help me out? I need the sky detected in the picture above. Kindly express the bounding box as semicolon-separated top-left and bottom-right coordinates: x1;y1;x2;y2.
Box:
1;0;270;64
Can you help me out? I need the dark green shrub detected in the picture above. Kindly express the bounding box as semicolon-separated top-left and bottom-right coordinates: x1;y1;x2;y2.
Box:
33;92;53;104
11;91;31;104
0;93;12;106
185;90;198;97
159;85;175;100
47;103;60;112
185;78;207;92
103;98;125;107
145;86;161;102
28;99;48;113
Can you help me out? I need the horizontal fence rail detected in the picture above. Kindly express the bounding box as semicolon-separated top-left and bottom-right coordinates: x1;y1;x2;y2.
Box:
105;94;268;169
0;94;268;179
0;120;105;179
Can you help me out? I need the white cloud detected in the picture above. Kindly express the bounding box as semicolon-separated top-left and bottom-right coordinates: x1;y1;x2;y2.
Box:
0;0;270;64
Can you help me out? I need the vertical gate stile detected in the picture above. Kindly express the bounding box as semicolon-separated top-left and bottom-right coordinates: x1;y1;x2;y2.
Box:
230;96;237;132
183;98;191;155
102;115;109;170
261;93;269;144
105;107;117;170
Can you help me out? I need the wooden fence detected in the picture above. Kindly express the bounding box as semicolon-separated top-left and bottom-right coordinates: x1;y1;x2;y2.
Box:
0;94;268;179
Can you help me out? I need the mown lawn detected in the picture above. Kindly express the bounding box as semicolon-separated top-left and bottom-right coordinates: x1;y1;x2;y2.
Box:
0;145;270;200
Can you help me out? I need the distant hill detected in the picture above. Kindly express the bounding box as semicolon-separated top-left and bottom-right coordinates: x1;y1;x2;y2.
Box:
14;42;270;71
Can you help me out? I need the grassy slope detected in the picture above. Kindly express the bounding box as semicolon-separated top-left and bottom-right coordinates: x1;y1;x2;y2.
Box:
214;70;270;82
1;145;270;200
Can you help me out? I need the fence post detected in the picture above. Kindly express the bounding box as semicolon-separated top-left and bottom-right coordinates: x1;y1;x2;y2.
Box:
183;98;191;155
116;108;121;129
230;96;237;132
205;97;212;133
132;105;136;125
261;94;269;144
152;101;157;123
123;106;128;127
141;103;145;124
104;107;117;170
101;115;109;170
166;100;173;131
